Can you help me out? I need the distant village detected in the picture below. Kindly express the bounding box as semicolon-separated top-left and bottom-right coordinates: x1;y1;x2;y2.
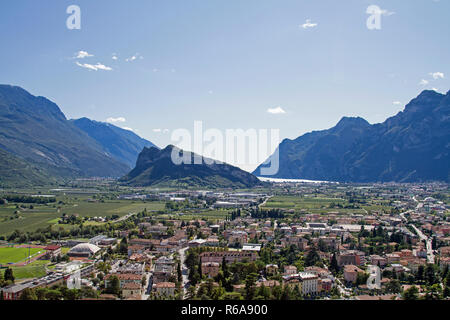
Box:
1;182;450;301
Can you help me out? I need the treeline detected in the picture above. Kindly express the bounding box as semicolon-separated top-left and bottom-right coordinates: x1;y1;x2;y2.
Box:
1;285;99;300
2;210;154;242
249;208;285;219
0;195;56;204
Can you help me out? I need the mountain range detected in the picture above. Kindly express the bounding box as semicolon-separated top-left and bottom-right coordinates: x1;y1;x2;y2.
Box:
1;84;449;187
0;85;156;184
120;145;261;188
254;90;450;183
71;117;158;169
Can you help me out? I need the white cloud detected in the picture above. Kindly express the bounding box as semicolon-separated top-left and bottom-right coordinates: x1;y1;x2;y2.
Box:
75;51;93;59
393;101;402;106
163;129;170;134
94;63;113;71
112;54;118;60
153;128;162;133
419;79;429;85
122;127;134;132
267;106;287;114
126;53;143;62
301;19;318;29
76;61;113;71
106;117;126;124
430;72;444;79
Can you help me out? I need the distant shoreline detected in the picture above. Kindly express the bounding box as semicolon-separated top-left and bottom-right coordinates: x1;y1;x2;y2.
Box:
257;177;336;184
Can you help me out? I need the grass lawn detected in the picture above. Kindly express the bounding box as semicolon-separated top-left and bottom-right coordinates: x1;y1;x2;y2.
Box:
0;247;43;264
1;261;48;279
0;199;166;236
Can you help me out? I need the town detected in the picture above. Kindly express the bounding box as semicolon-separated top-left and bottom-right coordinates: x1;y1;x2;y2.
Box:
1;181;449;301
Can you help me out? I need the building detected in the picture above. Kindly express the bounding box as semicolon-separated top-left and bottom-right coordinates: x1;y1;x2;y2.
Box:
201;262;220;277
265;264;279;276
104;273;142;289
44;245;61;260
1;282;34;300
122;282;143;299
299;273;319;295
200;251;257;265
153;282;176;297
337;251;362;267
283;265;298;275
67;243;101;258
343;265;364;284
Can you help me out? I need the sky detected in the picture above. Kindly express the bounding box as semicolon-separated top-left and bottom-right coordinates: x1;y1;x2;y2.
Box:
1;0;449;172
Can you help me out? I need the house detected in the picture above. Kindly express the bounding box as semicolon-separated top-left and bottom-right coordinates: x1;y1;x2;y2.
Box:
122;282;143;299
319;278;332;292
153;282;176;297
200;251;257;265
201;262;220;278
283;265;298;275
265;264;279;276
337;251;362;267
44;245;61;260
343;265;364;284
104;273;142;289
370;255;387;267
1;282;34;300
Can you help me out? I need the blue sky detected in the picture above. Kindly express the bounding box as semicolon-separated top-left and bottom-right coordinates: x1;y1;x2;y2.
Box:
1;0;449;171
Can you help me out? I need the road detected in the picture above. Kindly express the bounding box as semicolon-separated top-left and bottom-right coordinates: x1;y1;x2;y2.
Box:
411;224;435;264
178;246;190;299
258;196;273;209
115;212;138;223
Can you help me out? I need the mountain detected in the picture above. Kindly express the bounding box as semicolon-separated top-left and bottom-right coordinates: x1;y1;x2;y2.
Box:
254;90;450;183
0;148;56;187
120;145;261;188
71;117;158;169
0;85;129;178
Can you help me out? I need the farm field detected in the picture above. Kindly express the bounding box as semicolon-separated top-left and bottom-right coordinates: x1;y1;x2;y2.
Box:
0;194;166;236
155;209;231;222
262;195;366;214
0;246;43;264
1;259;49;279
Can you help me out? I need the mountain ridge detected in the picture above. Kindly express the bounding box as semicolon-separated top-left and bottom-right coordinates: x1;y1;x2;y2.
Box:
254;90;450;183
120;145;261;188
71;117;158;169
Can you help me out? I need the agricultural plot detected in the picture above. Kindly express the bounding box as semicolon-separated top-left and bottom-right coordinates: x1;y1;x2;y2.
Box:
0;197;166;236
262;195;366;214
0;246;43;264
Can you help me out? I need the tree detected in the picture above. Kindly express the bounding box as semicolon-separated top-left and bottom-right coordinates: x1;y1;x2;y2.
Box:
386;280;401;293
108;275;121;296
4;268;14;283
20;288;37;300
177;263;182;283
402;286;419;300
244;273;258;300
330;253;339;274
305;247;321;267
425;264;437;285
222;257;230;278
415;264;424;281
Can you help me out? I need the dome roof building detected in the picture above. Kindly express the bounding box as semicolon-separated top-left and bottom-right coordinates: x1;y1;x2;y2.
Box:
68;243;101;258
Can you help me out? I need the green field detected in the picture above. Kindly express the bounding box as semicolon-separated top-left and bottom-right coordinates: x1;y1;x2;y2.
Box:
0;259;49;279
0;196;166;236
262;195;367;214
0;246;43;264
156;209;231;222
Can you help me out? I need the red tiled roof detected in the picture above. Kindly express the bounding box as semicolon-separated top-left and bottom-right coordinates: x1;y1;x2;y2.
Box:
154;282;175;288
